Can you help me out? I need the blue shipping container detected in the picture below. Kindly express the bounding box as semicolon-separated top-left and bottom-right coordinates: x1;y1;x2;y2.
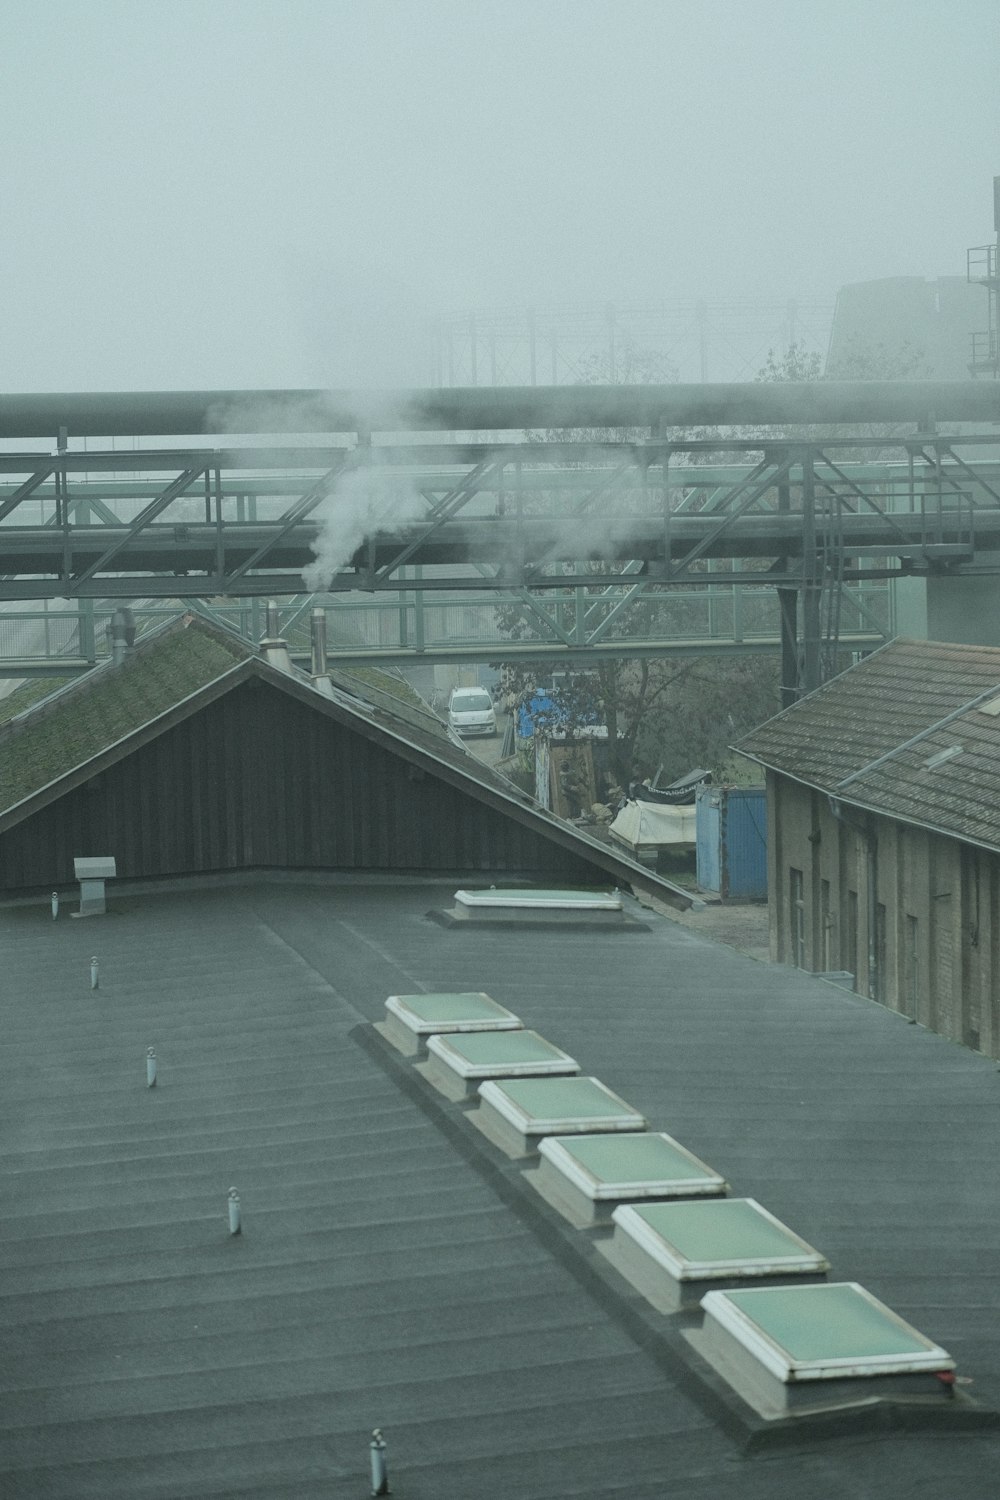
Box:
695;785;768;902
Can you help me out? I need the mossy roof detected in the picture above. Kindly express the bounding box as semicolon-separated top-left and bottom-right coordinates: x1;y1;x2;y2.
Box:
0;618;251;813
0;676;74;725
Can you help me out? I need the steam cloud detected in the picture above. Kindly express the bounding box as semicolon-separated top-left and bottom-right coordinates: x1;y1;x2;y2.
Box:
303;467;427;591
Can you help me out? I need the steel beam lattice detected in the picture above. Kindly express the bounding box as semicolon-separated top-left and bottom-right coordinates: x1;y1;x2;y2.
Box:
0;380;998;695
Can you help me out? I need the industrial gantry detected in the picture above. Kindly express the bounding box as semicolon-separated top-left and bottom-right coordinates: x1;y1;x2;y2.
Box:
0;381;998;699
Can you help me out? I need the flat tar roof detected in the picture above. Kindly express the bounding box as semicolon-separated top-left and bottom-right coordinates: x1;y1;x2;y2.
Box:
1;879;998;1498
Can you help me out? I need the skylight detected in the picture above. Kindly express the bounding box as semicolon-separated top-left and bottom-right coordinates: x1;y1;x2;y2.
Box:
924;744;964;770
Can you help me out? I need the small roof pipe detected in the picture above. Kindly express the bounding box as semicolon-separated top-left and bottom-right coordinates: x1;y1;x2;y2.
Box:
109;606;136;666
308;606;336;697
259;599;292;673
310;608;328;678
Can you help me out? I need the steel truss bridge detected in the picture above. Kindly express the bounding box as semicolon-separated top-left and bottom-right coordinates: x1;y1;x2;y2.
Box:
1;382;998;697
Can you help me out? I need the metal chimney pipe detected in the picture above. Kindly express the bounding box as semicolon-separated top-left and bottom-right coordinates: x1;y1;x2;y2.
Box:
109;607;135;666
310;608;328;678
259;601;293;673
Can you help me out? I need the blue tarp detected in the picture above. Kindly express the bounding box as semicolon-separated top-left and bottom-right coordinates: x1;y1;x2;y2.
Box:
517;693;598;737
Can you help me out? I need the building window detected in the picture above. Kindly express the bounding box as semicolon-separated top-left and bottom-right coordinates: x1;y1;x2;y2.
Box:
820;879;832;971
846;890;859;988
790;867;806;969
904;914;919;1017
874;902;887;1003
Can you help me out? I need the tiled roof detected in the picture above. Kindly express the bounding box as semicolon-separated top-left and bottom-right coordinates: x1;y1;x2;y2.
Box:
0;614;445;821
735;638;1000;848
0;675;74;725
0;618;250;813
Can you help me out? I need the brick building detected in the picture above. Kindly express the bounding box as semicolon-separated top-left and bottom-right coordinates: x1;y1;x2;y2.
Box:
737;638;1000;1059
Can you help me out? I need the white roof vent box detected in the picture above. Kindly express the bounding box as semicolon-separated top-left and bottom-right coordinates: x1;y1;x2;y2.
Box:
433;887;646;931
73;856;117;918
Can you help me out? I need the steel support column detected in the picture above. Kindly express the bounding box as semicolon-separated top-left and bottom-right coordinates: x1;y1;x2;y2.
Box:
800;450;823;696
775;478;798;707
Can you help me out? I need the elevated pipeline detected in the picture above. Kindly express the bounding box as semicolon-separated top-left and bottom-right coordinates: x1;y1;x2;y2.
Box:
1;382;999;440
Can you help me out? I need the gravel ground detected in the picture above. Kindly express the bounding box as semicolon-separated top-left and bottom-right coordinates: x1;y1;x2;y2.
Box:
637;889;772;963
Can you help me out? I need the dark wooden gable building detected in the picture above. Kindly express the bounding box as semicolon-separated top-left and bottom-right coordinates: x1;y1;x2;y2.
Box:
0;613;675;899
736;637;1000;1060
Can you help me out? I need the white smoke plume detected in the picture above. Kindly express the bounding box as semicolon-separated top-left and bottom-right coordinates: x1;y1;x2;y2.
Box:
303;466;427;591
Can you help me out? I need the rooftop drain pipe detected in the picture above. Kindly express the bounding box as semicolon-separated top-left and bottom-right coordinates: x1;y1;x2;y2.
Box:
259;599;293;673
310;606;335;699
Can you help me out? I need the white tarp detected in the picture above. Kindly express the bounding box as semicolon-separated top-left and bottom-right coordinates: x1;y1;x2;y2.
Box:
609;798;698;852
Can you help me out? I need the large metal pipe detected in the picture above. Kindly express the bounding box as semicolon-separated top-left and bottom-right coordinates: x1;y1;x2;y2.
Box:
1;382;998;439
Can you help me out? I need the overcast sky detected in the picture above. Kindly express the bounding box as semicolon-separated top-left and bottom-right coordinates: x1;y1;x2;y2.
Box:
2;0;998;390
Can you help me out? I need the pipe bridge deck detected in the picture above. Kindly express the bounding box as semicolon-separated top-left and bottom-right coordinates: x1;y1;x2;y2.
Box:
2;381;998;690
0;436;997;601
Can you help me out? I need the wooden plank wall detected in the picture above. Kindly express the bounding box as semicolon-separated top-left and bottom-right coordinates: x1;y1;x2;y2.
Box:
0;681;603;892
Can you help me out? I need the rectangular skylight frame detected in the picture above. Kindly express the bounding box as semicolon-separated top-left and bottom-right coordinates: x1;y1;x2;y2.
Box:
539;1132;727;1201
612;1198;829;1281
385;992;522;1036
701;1282;954;1382
454;887;623;911
426;1030;579;1080
478;1076;646;1135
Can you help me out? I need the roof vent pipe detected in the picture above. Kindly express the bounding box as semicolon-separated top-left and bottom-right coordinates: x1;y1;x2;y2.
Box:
259;600;293;674
310;608;328;677
309;606;336;698
109;607;136;666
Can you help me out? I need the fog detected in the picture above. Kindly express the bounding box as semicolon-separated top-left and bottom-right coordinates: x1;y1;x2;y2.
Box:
1;0;997;392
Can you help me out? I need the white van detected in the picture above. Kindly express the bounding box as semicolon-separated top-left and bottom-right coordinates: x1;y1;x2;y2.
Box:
447;687;497;737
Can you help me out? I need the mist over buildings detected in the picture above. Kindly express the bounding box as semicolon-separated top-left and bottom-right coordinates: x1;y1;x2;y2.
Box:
0;0;997;393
